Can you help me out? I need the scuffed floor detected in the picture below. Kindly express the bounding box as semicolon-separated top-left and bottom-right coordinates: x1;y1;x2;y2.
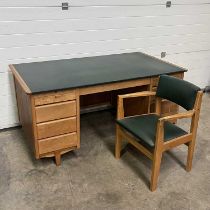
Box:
0;94;209;210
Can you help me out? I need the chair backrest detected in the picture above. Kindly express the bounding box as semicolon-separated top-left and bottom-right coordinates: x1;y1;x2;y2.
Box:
156;75;201;110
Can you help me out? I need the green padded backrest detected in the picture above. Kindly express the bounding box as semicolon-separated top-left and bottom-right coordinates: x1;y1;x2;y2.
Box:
156;75;201;110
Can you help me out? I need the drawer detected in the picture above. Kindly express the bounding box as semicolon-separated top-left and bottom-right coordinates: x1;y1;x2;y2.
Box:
152;87;157;92
36;117;77;139
38;132;77;155
161;100;178;114
170;72;184;79
152;77;159;87
161;100;171;113
151;72;184;87
34;90;76;106
35;101;76;123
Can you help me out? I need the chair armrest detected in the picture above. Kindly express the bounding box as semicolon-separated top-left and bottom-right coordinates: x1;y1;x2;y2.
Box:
159;110;195;122
118;91;156;99
154;110;195;146
117;91;156;120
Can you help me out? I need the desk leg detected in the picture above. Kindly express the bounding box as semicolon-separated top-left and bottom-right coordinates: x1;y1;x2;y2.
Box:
55;151;61;166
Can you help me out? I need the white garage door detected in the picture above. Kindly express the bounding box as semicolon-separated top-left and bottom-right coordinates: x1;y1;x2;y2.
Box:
0;0;210;129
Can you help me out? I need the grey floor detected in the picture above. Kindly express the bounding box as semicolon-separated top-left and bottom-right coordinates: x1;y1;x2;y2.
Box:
0;94;209;210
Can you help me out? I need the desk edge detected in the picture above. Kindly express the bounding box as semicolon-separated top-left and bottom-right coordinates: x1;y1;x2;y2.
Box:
140;51;188;72
9;64;32;94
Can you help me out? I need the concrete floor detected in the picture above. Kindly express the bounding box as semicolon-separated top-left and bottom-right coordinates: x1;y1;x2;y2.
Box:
0;94;209;210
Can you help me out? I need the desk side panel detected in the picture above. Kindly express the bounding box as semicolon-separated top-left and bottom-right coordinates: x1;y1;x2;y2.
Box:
14;77;39;158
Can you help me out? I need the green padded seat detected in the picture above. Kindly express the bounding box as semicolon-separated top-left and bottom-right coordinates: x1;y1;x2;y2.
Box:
116;114;187;148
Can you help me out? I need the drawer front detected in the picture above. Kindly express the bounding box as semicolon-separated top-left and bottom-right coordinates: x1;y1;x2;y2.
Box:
161;100;178;114
35;101;76;123
37;117;77;139
152;77;159;87
38;133;77;155
170;72;184;79
34;90;76;106
150;99;178;114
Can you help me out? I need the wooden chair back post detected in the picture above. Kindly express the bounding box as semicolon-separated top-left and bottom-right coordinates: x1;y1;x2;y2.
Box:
186;90;203;172
117;97;124;120
190;91;203;136
155;97;162;116
155;120;164;150
151;120;164;191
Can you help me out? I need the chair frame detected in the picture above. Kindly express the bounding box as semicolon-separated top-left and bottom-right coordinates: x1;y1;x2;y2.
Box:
115;90;203;191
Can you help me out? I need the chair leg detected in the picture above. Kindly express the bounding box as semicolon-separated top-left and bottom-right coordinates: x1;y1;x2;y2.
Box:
186;141;195;172
150;151;162;191
115;125;122;159
55;151;61;166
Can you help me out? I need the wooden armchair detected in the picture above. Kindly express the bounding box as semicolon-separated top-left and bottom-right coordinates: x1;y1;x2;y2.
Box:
115;75;203;191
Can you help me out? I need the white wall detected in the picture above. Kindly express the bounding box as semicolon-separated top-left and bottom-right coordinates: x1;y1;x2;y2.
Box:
0;0;210;129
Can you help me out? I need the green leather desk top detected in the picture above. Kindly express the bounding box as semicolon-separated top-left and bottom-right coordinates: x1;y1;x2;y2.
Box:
13;52;187;94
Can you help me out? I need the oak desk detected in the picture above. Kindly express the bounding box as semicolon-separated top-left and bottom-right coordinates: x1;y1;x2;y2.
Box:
10;52;187;165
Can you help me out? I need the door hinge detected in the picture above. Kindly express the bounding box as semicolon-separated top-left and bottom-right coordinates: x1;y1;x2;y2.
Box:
166;1;172;8
62;2;69;10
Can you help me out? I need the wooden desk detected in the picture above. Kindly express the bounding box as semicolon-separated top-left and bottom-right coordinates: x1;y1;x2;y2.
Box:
10;52;187;165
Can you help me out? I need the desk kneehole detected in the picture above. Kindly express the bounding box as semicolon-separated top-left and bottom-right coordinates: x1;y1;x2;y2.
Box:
35;100;77;123
38;133;78;155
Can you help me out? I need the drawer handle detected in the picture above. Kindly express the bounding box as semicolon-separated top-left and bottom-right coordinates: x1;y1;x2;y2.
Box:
55;95;61;98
